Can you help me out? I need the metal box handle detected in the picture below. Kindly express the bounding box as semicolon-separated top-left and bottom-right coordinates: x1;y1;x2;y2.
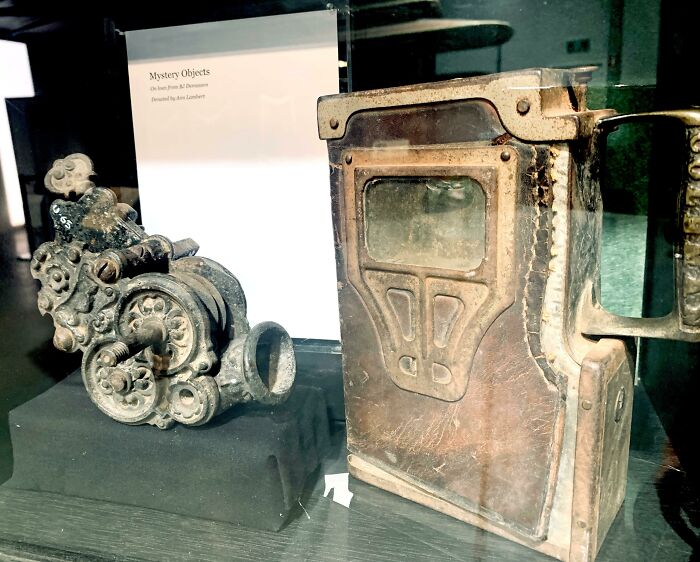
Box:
580;110;700;342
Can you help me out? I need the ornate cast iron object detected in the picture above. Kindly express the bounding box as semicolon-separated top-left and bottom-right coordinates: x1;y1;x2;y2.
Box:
32;184;296;429
44;153;96;197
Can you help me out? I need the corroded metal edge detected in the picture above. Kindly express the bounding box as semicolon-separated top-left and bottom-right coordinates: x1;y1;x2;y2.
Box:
318;68;599;142
539;145;597;556
569;339;633;562
521;144;568;542
681;125;700;326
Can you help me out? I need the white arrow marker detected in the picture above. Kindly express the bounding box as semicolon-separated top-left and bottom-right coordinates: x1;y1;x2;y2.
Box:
323;472;353;508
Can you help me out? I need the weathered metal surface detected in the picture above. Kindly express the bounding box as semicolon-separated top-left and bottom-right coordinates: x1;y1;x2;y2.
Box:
32;185;296;429
48;187;145;252
318;69;695;561
569;339;633;562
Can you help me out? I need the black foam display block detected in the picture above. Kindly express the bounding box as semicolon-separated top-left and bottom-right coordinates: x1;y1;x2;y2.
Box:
6;370;330;531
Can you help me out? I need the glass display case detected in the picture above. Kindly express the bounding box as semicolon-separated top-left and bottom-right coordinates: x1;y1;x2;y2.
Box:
0;1;697;561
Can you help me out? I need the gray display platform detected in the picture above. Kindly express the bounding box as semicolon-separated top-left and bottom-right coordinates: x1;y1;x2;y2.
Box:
5;370;330;532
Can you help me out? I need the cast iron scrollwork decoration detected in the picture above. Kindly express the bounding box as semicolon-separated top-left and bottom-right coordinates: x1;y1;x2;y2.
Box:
32;162;296;429
44;153;96;197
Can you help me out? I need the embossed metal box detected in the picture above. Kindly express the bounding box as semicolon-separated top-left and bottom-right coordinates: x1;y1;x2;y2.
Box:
318;69;700;561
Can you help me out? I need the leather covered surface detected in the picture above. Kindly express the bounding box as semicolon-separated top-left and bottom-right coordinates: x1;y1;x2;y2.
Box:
331;103;567;537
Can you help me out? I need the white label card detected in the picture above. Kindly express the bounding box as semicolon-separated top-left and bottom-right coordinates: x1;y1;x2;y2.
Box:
126;10;340;339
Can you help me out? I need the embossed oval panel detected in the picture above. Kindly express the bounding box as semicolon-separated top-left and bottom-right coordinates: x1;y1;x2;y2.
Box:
342;147;518;401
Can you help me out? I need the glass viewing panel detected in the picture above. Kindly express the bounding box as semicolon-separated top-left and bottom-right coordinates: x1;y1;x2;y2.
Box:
364;176;486;270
